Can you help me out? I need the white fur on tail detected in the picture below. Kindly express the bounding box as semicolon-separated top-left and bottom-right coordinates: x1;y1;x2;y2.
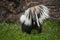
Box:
39;5;50;24
35;12;40;27
20;5;50;26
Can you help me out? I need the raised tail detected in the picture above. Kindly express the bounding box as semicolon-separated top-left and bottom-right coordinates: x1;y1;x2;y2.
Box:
39;5;50;24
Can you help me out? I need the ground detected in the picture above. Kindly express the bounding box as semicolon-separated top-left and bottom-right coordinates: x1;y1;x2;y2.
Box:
0;21;60;40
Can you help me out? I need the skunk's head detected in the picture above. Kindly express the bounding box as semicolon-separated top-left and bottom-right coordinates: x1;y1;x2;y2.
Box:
20;15;26;23
20;15;32;26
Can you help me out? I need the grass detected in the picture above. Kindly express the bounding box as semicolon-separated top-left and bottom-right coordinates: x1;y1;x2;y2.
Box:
0;21;60;40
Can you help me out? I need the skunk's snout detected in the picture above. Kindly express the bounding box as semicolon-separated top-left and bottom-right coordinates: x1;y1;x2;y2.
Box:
20;15;26;23
20;15;32;26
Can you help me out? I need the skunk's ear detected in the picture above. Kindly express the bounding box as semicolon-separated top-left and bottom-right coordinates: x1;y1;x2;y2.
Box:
20;15;26;23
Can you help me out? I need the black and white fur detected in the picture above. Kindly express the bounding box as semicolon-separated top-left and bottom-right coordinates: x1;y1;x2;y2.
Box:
20;5;50;34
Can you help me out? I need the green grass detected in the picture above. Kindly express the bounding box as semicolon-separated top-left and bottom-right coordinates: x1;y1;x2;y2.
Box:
0;21;60;40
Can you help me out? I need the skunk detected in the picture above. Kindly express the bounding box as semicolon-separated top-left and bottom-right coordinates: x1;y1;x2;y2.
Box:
20;5;50;34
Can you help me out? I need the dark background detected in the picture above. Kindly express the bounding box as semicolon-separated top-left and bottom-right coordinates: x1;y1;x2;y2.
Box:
0;0;60;23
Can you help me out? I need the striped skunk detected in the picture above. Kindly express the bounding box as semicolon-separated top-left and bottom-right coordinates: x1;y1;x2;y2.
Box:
20;5;50;34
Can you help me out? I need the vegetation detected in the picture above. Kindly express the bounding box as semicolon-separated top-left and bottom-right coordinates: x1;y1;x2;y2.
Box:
0;21;60;40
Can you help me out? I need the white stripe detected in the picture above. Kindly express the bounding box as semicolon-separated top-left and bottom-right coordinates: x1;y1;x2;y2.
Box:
35;13;40;27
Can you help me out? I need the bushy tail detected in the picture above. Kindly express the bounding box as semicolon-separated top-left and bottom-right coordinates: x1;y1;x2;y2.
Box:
39;5;50;24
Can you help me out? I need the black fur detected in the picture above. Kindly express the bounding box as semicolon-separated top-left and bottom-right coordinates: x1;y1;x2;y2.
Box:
21;20;42;34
